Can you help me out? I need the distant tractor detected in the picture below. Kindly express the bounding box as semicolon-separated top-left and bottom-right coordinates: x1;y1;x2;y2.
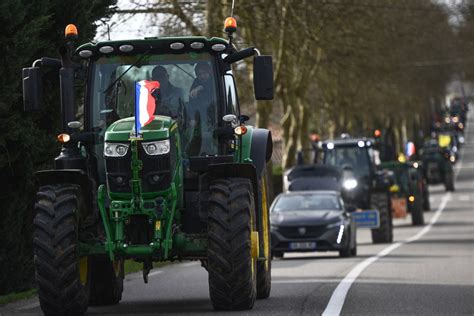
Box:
23;18;274;314
322;137;394;244
381;161;428;226
421;141;455;191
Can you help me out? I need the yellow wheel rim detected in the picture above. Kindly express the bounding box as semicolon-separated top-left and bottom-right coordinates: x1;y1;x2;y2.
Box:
250;211;257;277
261;176;270;270
79;257;88;286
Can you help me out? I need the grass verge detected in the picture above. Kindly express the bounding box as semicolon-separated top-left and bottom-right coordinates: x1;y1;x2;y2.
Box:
0;289;37;306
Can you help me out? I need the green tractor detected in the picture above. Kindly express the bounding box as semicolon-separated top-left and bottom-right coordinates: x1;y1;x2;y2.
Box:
381;161;427;226
23;19;274;314
420;140;455;191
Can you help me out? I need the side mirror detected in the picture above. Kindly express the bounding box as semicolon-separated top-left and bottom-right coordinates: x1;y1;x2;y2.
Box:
22;67;42;111
253;55;274;100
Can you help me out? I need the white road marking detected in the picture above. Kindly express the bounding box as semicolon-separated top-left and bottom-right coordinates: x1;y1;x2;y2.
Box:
322;121;471;316
321;193;451;316
180;262;199;267
458;195;470;201
148;270;163;277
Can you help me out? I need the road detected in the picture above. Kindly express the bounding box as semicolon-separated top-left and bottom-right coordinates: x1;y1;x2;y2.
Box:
2;113;473;315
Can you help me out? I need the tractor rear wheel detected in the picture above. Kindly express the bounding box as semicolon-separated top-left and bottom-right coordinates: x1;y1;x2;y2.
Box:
89;257;124;306
410;197;425;226
33;185;90;315
371;192;393;244
444;172;455;191
208;178;257;310
422;184;431;211
256;172;271;299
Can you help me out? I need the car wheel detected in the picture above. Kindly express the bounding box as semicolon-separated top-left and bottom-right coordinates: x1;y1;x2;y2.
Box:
272;251;284;259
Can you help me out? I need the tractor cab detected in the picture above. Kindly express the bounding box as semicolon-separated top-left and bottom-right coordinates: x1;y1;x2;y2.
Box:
321;137;394;244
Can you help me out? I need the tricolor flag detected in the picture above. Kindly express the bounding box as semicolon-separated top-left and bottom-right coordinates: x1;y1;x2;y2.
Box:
405;141;416;158
135;80;160;136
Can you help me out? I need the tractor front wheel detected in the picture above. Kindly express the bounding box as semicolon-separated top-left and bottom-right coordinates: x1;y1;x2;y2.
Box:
33;185;90;315
207;178;257;310
89;257;124;306
371;192;393;244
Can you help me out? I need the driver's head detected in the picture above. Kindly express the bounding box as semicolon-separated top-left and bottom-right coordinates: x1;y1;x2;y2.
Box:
195;63;211;82
152;66;169;85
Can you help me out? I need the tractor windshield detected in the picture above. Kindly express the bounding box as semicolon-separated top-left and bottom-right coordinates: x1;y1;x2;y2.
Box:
89;52;218;157
324;145;371;179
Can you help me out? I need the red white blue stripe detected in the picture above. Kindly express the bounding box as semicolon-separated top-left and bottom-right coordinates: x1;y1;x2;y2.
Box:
405;141;416;157
135;80;160;135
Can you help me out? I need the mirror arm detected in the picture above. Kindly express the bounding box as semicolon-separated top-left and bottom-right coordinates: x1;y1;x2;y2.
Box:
32;57;62;69
224;47;257;64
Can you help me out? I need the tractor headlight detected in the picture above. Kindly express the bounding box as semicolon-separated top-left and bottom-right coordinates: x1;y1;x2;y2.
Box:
343;179;358;190
104;142;129;157
142;140;170;155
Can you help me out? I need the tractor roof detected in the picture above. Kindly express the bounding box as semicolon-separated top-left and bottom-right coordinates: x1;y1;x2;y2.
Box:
76;36;229;57
322;137;375;147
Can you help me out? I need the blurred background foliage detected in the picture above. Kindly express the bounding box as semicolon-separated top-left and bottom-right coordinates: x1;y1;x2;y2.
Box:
0;0;116;295
1;0;473;295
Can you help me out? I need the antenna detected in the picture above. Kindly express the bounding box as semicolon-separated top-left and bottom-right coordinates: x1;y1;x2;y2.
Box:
231;0;235;16
224;0;237;46
100;20;111;41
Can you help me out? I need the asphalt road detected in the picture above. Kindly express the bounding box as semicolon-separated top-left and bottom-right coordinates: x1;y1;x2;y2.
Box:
2;112;473;316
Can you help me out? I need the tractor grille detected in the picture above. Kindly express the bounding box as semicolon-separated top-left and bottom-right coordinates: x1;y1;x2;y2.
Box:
278;225;327;239
105;139;174;193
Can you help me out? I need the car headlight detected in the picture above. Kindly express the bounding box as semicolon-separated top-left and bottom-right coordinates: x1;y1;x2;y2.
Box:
104;142;129;157
343;179;358;190
142;140;170;155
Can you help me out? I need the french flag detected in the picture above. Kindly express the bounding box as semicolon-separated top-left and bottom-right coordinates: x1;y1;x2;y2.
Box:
135;80;160;135
405;141;416;158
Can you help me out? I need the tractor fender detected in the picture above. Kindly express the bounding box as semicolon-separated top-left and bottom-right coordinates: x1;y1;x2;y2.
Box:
207;163;259;215
249;128;273;178
35;169;95;215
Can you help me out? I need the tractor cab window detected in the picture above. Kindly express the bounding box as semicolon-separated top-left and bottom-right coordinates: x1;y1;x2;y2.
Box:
224;74;238;115
90;53;219;157
324;146;371;179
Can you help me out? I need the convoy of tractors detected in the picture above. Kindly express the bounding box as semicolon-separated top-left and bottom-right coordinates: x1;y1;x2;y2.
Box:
21;16;468;315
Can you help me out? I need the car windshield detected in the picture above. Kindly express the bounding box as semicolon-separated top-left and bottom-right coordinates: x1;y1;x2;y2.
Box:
324;146;370;179
272;194;342;212
89;52;218;157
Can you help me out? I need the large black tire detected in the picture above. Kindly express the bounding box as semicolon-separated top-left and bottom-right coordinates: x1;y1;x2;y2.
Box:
34;185;90;315
256;172;271;299
207;178;257;310
371;192;393;244
89;257;124;306
350;228;357;256
422;184;431;211
410;197;425;226
444;172;455;192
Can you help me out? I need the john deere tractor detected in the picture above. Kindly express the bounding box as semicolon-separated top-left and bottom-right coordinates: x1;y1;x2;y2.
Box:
23;19;273;314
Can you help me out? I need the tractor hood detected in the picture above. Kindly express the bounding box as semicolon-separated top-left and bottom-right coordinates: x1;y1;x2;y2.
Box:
104;116;175;142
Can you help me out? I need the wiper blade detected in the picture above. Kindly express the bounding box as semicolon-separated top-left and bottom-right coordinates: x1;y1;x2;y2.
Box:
103;49;152;94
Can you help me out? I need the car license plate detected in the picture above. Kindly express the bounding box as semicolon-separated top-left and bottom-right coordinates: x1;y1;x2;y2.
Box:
289;242;316;250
